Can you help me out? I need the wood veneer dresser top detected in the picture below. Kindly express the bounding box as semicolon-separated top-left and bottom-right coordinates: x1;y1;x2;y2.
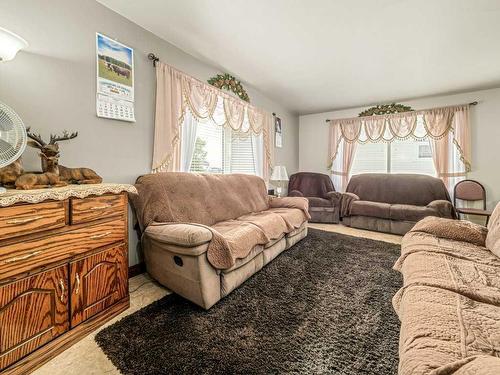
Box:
0;183;136;374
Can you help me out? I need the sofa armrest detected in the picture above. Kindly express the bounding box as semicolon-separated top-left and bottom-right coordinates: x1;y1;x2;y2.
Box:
325;191;342;206
410;216;488;247
142;223;221;310
340;192;359;217
427;200;456;218
145;222;213;252
288;190;304;197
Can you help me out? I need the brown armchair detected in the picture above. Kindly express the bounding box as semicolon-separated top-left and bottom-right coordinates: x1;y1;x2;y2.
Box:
288;172;341;223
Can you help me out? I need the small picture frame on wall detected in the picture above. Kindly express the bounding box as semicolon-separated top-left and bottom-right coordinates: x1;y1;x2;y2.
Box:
275;116;283;148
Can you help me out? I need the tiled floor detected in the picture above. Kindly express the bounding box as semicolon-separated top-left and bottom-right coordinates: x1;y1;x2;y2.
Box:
33;223;402;375
308;222;402;244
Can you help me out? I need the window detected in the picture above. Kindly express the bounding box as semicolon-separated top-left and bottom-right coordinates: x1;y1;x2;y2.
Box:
189;121;224;173
350;142;388;174
188;120;260;175
350;138;436;176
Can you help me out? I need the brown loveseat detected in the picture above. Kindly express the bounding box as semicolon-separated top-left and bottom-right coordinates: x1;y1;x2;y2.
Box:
130;172;309;309
288;172;341;223
393;202;500;374
341;173;456;235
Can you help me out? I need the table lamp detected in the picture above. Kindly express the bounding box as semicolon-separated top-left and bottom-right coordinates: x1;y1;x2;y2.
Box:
270;165;288;197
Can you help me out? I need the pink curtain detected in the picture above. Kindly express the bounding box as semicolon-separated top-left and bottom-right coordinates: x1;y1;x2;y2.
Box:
152;62;275;179
429;136;451;188
451;106;471;172
329;133;357;192
152;63;183;172
427;106;470;190
327;122;341;170
327;104;471;191
340;140;357;190
328;122;357;191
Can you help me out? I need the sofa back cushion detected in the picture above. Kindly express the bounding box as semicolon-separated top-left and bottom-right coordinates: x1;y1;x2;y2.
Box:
288;172;335;198
131;172;269;229
486;203;500;257
346;173;451;206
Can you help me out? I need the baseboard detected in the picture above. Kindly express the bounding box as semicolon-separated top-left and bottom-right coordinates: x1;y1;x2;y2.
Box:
128;262;146;278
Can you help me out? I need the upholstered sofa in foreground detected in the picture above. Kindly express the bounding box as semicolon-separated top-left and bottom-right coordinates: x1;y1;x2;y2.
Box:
130;172;309;309
393;202;500;375
288;172;341;223
342;173;456;235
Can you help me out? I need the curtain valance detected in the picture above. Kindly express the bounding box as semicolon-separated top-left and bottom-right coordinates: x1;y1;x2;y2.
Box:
152;62;274;179
328;104;471;172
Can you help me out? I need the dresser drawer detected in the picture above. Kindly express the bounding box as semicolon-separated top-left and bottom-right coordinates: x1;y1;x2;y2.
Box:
71;194;125;225
0;201;66;241
0;218;126;282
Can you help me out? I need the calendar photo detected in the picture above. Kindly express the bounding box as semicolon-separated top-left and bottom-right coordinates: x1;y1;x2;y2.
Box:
96;33;134;101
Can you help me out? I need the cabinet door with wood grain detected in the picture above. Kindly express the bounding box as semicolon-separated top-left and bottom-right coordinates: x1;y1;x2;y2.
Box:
70;245;128;328
0;266;69;371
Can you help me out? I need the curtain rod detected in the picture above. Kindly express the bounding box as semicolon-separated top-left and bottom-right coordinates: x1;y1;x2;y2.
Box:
148;53;160;67
324;101;478;123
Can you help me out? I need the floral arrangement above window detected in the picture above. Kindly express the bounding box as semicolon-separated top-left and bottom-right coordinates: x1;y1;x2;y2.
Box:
358;103;413;117
208;73;250;102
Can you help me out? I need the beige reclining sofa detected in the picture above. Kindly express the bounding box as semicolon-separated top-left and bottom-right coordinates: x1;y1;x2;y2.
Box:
130;172;309;309
393;202;500;374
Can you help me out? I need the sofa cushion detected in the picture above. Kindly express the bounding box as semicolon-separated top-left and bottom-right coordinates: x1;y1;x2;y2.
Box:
220;253;264;297
264;234;285;248
389;204;439;222
307;197;332;207
394;284;500;375
145;223;212;247
236;211;287;240
263;238;287;263
222;245;264;273
350;200;391;219
268;208;308;231
286;222;307;238
286;225;308;248
207;220;269;269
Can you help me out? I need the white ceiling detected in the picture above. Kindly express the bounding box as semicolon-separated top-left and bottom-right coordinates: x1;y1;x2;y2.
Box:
97;0;500;114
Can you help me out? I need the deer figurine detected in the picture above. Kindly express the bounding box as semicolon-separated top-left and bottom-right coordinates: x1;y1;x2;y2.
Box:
0;158;24;188
0;157;68;190
15;171;67;190
26;128;103;185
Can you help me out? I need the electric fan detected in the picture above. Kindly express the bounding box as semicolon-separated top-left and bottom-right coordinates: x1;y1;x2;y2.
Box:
0;101;27;193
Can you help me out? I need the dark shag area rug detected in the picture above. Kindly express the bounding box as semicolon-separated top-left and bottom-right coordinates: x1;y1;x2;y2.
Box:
96;229;402;375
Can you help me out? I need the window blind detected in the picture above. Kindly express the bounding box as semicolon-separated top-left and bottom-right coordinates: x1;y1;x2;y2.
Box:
189;120;257;175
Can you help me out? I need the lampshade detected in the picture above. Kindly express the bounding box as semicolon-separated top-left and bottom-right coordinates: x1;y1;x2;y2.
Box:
0;27;28;62
270;165;288;181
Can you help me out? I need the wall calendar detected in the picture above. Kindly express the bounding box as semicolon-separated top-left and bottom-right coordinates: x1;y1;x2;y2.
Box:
96;33;135;122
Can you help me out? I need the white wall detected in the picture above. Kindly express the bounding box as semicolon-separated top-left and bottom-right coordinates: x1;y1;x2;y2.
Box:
300;87;500;209
0;0;299;266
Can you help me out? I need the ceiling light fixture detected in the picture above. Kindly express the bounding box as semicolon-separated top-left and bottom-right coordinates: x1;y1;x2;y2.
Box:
0;27;28;62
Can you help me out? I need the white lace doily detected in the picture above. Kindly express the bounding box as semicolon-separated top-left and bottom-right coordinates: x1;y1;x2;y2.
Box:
0;183;137;207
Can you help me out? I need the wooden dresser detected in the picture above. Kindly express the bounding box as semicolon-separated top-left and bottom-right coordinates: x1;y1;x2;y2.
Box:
0;183;136;374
